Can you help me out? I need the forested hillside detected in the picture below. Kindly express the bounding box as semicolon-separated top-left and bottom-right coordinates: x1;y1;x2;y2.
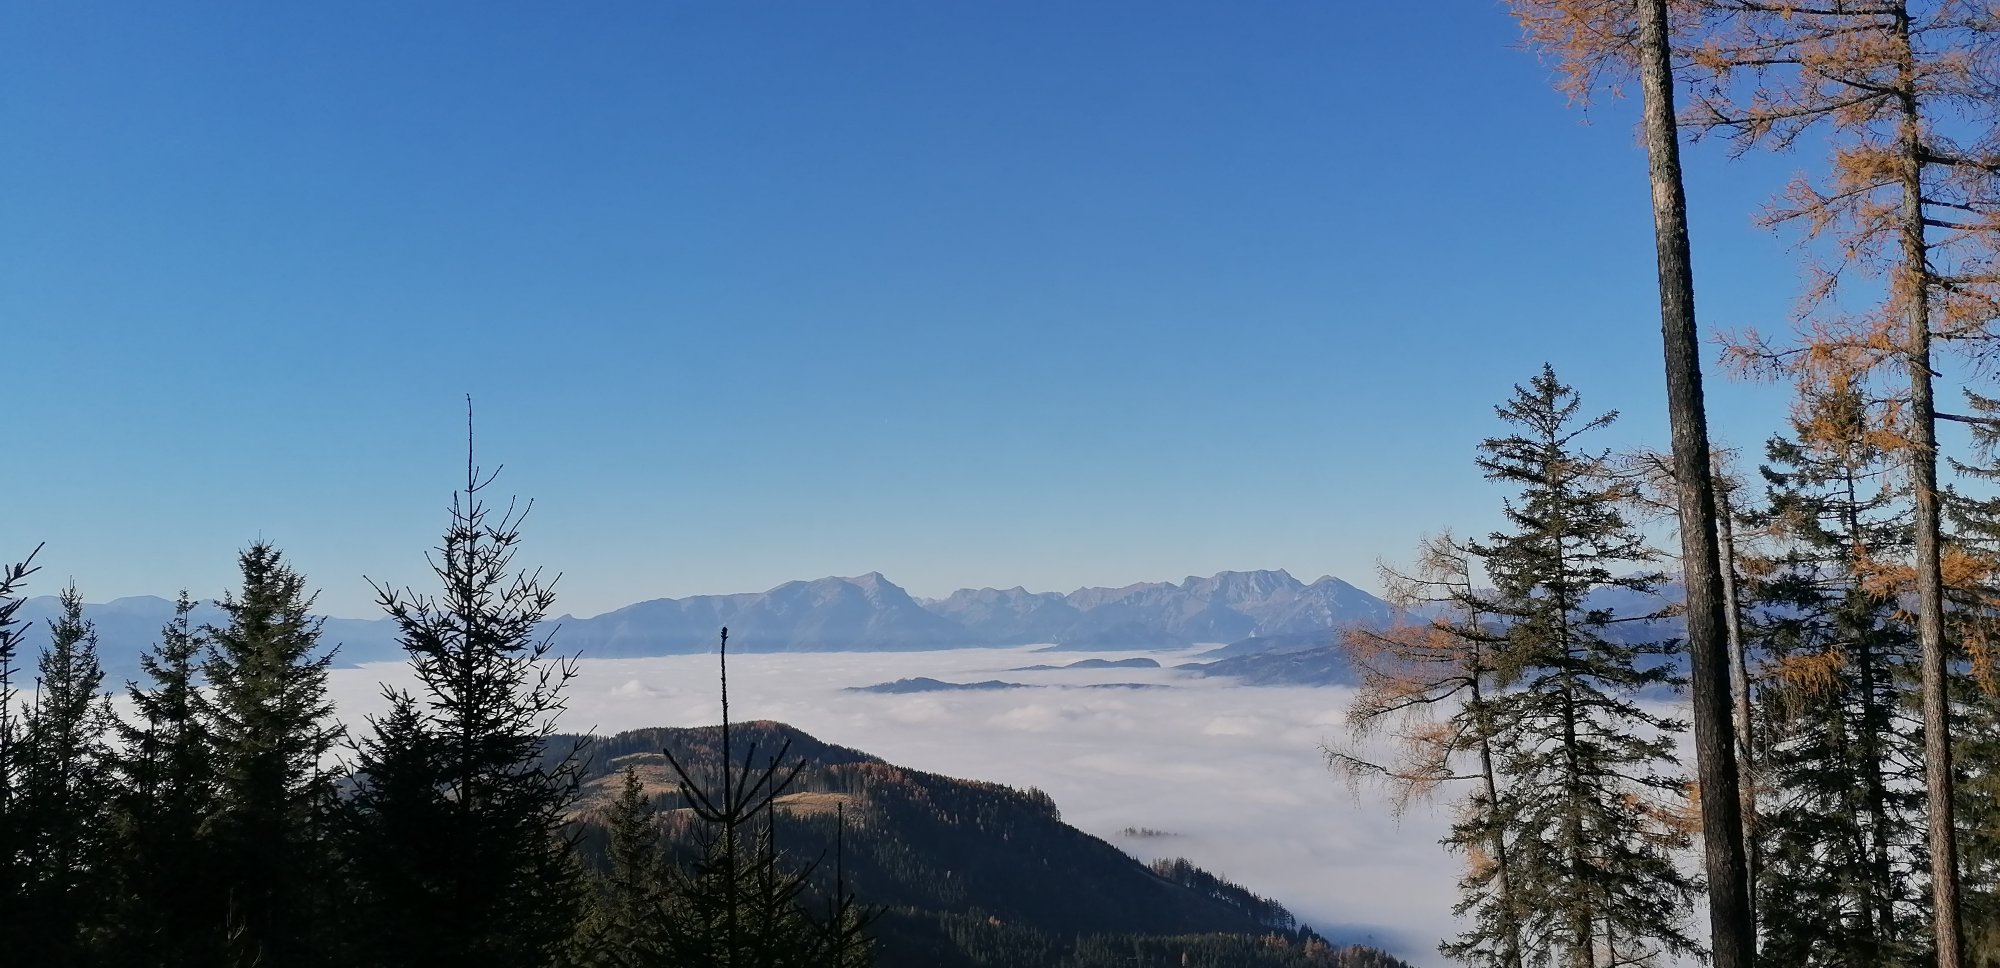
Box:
561;722;1394;967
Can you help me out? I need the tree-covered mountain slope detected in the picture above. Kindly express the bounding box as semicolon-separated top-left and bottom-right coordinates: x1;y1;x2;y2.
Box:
562;721;1410;968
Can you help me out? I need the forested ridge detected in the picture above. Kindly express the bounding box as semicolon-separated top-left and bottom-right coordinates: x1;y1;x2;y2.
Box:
565;722;1405;968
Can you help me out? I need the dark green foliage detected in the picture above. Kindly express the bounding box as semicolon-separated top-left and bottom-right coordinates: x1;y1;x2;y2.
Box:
1147;858;1302;935
105;591;224;968
1445;366;1696;967
1950;678;2000;968
203;541;344;968
346;445;586;968
580;766;673;966
1744;394;1929;966
344;694;453;963
1943;388;2000;968
0;545;43;952
18;584;117;965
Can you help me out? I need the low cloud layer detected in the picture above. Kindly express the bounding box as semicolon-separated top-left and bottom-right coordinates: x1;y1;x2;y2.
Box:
329;646;1458;966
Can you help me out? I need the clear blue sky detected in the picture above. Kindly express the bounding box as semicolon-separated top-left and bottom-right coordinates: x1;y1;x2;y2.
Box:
2;1;1813;617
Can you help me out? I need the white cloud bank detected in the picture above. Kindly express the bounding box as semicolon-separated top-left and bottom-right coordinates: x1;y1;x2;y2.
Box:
329;646;1459;966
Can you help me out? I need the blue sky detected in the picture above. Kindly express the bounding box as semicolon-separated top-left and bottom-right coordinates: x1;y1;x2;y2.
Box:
3;2;1819;617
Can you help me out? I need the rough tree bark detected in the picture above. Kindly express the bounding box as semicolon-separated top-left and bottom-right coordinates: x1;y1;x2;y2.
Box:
1715;480;1756;927
1635;2;1755;965
1890;5;1965;962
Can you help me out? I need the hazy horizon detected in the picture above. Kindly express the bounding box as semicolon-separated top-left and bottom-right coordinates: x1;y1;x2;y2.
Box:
4;1;1803;618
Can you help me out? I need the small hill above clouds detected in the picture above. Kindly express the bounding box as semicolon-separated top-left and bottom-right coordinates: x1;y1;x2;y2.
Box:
565;721;1412;968
1010;657;1162;671
846;677;1032;694
1179;646;1360;687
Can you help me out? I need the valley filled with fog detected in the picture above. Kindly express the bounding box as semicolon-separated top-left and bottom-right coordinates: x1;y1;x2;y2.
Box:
330;646;1456;965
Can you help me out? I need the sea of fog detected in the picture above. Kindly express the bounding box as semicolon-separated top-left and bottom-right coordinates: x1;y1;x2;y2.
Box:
329;646;1458;966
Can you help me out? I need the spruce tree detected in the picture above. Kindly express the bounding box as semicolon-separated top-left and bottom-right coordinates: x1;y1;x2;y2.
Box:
1448;366;1696;968
204;541;343;968
648;628;873;968
107;592;223;968
0;545;42;949
585;766;673;966
344;693;451;966
347;429;585;968
1939;387;2000;967
1741;389;1927;966
19;584;117;966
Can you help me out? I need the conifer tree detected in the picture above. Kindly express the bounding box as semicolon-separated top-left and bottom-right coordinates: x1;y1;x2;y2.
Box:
204;541;343;968
1504;4;1755;958
583;766;674;967
1940;387;2000;967
347;422;586;968
1687;7;2000;960
0;545;41;948
648;628;874;968
1739;386;1928;966
107;592;222;968
1452;366;1696;968
18;585;117;965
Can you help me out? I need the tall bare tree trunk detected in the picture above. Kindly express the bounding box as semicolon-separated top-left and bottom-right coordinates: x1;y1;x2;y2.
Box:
1891;6;1964;963
1715;483;1756;929
1634;3;1754;965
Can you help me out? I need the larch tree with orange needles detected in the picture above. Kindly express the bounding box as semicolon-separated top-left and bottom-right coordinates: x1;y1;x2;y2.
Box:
1684;4;2000;962
1504;2;1756;964
1330;530;1522;968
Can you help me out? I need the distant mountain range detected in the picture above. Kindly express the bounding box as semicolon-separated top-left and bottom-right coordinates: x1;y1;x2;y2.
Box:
6;569;1402;677
10;568;1686;689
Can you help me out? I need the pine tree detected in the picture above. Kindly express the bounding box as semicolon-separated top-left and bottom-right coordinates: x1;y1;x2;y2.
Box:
348;424;586;968
1448;366;1697;968
106;592;223;968
1739;386;1928;966
204;541;343;968
19;584;117;965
